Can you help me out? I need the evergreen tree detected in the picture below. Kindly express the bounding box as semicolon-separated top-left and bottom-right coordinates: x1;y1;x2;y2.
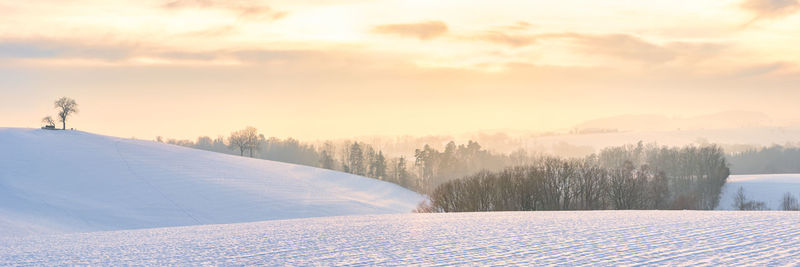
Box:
396;156;409;187
414;144;438;186
371;151;387;180
320;150;335;169
348;142;365;176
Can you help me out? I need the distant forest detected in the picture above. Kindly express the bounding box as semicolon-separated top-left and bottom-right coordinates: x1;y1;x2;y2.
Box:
420;144;730;212
726;145;800;174
159;129;800;200
159;130;531;193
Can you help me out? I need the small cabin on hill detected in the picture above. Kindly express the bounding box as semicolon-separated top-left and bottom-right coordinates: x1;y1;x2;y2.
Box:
41;125;57;130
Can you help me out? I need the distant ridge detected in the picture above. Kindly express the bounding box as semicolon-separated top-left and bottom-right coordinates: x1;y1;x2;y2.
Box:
574;110;772;132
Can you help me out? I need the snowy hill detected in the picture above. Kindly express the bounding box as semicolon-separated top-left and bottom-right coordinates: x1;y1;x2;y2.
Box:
718;174;800;210
0;128;423;235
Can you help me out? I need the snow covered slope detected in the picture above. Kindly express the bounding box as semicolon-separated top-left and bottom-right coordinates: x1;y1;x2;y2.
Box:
2;211;798;265
718;174;800;210
0;128;423;235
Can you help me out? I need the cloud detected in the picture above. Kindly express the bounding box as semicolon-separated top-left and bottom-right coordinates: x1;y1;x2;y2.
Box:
467;29;714;64
464;22;538;47
0;39;227;65
0;40;133;61
497;21;533;31
469;32;678;62
371;21;449;40
0;38;390;68
664;42;729;64
161;0;287;20
561;33;676;63
179;25;238;37
473;31;538;47
479;32;724;64
741;0;800;22
732;62;792;77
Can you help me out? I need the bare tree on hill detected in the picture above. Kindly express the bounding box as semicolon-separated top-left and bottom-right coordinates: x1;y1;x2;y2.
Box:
41;116;55;127
228;126;259;157
54;97;78;130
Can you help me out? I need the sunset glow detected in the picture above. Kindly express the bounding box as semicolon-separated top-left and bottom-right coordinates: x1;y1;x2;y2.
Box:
2;0;800;140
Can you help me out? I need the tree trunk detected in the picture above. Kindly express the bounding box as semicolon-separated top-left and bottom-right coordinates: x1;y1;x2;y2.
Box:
62;120;66;130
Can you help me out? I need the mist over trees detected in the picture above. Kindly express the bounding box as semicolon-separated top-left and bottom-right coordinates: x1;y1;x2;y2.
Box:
157;128;800;213
422;143;730;212
166;133;321;167
160;130;735;212
154;125;800;194
160;128;747;209
147;127;800;213
727;145;800;174
158;130;526;191
598;142;729;210
228;127;259;157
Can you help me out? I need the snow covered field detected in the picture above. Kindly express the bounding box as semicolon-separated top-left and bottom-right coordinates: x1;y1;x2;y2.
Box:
2;211;799;265
3;128;800;265
0;128;423;235
719;174;800;210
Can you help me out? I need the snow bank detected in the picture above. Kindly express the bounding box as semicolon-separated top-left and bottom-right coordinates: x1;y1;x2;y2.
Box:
718;174;800;210
0;128;423;235
1;211;798;265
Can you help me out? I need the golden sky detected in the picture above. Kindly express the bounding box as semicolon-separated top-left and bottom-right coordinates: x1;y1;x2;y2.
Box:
1;0;800;140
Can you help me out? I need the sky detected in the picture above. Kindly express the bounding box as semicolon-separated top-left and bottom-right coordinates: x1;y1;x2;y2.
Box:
1;0;800;140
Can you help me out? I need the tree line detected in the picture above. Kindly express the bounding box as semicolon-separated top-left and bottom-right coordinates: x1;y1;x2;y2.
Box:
418;143;731;212
726;145;800;174
159;127;533;192
162;127;798;202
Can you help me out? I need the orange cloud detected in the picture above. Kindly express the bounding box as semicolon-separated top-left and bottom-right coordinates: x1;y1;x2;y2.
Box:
496;21;533;31
741;0;799;17
741;0;800;24
473;31;538;47
468;31;723;64
563;33;676;63
371;21;449;40
161;0;287;20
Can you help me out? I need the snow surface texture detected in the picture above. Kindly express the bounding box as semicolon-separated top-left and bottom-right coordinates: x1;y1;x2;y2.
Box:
0;128;423;235
2;211;799;265
718;174;800;210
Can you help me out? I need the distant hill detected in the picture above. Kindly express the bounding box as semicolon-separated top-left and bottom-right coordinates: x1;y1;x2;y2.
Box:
573;110;773;132
0;128;423;235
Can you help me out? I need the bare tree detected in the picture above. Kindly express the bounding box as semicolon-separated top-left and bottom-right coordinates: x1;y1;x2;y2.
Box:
733;186;748;210
228;131;247;156
733;186;768;210
54;97;78;130
781;192;799;211
228;126;259;157
41;116;55;127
